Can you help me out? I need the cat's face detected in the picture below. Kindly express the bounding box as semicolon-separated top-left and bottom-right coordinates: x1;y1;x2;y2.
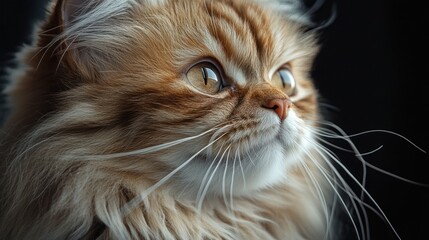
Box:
41;0;320;197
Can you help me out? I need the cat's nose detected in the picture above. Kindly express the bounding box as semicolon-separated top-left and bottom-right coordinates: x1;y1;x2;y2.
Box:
262;98;292;121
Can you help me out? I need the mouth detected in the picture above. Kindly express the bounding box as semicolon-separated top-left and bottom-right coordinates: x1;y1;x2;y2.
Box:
222;123;280;150
189;123;280;162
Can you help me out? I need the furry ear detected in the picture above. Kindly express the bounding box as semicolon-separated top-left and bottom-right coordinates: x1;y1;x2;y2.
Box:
51;0;104;79
62;0;90;25
53;0;131;79
51;0;163;79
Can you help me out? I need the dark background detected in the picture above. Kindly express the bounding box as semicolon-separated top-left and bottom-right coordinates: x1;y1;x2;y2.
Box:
0;0;428;239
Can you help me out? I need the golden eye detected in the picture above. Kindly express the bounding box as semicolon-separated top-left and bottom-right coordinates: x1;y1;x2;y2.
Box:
271;68;296;96
187;63;222;95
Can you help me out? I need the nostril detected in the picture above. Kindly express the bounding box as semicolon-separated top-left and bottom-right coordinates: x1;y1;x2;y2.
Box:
262;98;291;121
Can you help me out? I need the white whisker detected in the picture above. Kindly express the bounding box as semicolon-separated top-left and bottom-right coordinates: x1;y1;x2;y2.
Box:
299;143;363;240
196;143;225;203
313;125;428;187
311;135;402;240
121;132;228;217
197;144;232;211
363;161;429;187
346;130;426;154
310;138;385;220
244;140;256;166
297;158;330;238
310;140;369;240
315;135;356;153
357;145;384;157
230;149;237;213
207;124;233;156
71;127;224;161
229;149;240;238
237;147;246;190
312;121;369;201
222;147;232;210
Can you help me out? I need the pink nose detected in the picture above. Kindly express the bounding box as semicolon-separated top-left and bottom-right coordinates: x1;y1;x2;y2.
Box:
262;98;292;121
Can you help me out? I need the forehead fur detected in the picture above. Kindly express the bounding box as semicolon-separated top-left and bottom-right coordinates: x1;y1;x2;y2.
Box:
59;0;315;83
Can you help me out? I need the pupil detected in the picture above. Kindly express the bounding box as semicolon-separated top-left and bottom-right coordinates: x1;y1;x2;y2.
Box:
201;68;208;85
279;72;287;88
279;70;293;89
201;67;218;85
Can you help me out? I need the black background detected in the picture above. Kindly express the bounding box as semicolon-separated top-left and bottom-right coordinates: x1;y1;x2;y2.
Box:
1;0;428;239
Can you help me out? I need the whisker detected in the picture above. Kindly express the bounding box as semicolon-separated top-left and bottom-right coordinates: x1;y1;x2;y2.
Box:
357;145;384;157
311;121;426;154
197;144;232;211
313;131;390;159
315;135;356;153
326;189;338;240
311;136;402;240
310;140;369;240
121;132;228;217
298;144;363;240
70;126;225;161
311;121;369;201
237;147;246;190
310;137;385;219
222;147;232;211
230;149;237;212
196;143;225;203
244;140;256;166
318;102;341;112
346;130;426;154
312;120;429;187
207;124;234;156
363;161;429;187
297;157;330;237
300;121;370;239
229;149;240;238
313;131;386;158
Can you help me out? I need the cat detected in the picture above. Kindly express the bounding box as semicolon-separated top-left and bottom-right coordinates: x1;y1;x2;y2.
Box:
0;0;344;239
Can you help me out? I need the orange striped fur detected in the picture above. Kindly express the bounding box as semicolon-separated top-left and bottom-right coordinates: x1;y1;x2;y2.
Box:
0;0;334;239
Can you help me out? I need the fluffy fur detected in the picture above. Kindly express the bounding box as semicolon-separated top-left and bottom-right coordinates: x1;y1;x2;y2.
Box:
1;0;335;239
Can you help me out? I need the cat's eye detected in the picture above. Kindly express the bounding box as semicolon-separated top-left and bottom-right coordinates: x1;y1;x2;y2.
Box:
187;63;222;95
271;68;296;96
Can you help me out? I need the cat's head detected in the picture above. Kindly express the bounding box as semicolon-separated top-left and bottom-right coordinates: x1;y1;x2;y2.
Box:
9;0;320;198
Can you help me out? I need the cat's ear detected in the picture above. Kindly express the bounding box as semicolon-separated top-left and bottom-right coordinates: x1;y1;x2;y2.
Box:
48;0;147;79
52;0;112;79
61;0;88;26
